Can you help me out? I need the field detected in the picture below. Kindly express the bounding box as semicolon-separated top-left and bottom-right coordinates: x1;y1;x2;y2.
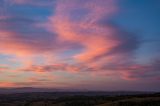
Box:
0;92;159;106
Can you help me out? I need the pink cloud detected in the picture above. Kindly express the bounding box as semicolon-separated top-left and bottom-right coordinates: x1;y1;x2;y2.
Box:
45;0;149;81
0;0;159;89
48;0;119;62
0;65;9;72
6;0;55;6
0;30;38;56
20;60;160;80
20;63;88;73
0;29;71;57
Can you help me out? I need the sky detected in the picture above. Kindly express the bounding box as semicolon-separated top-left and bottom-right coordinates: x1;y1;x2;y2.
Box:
0;0;160;91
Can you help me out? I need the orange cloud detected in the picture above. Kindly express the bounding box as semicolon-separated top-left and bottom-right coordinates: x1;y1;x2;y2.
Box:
0;82;16;87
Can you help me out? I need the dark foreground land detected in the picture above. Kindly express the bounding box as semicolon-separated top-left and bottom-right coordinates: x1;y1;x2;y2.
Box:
0;92;159;106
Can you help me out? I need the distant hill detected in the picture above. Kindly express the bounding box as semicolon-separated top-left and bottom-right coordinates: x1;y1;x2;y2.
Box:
0;87;61;94
0;87;156;96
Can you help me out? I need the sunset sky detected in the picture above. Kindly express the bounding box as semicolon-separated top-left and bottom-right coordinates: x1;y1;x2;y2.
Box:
0;0;160;91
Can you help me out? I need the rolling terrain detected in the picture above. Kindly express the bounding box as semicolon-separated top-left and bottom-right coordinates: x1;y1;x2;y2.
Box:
0;89;159;106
